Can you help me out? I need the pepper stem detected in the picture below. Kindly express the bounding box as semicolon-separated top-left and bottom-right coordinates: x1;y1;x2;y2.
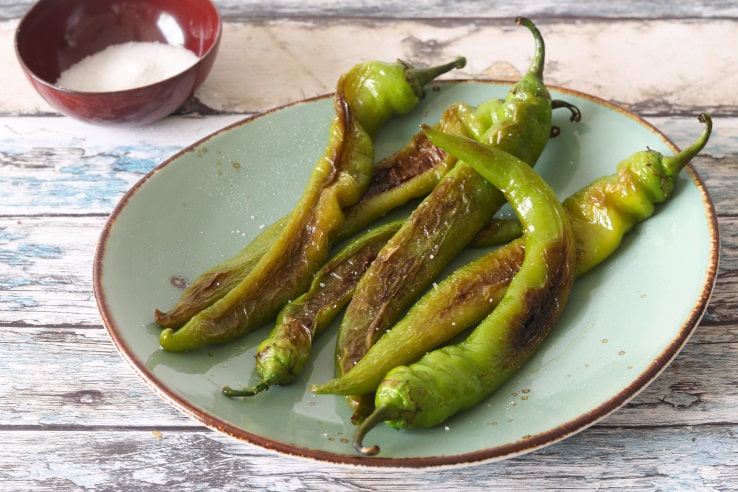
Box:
663;113;713;176
222;382;269;397
552;99;583;122
352;405;394;456
517;17;545;80
403;56;467;99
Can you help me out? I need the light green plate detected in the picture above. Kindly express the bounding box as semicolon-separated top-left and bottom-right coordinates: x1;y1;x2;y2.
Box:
93;81;718;468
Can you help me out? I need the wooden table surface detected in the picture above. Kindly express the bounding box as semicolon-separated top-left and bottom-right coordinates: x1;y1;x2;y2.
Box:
1;1;737;489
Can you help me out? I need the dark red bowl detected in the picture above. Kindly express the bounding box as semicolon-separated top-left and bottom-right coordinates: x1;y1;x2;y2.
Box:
15;0;222;126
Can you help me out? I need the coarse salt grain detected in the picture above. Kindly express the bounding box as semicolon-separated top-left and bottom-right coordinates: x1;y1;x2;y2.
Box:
55;41;199;92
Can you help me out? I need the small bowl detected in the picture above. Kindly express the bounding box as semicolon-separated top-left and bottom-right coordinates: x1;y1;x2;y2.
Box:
15;0;222;126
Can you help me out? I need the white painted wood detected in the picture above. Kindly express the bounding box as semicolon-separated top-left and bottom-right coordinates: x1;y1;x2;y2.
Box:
0;427;736;489
4;0;738;20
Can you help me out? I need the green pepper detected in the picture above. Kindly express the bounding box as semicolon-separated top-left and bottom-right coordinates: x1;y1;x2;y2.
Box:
154;58;467;330
352;124;577;455
154;217;287;328
222;220;402;397
311;114;713;401
157;56;466;351
565;114;713;277
470;218;523;247
340;102;474;234
334;17;564;421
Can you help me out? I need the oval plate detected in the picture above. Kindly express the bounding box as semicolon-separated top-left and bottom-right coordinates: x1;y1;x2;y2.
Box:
93;81;719;468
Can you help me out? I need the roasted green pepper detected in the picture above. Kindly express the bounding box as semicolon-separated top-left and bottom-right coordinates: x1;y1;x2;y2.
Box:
565;115;713;276
157;56;466;351
154;217;287;329
335;17;565;421
312;237;523;398
312;113;713;401
222;220;402;397
352;124;577;455
339;102;473;234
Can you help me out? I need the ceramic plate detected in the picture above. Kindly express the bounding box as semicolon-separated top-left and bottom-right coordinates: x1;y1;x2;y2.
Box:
93;81;719;468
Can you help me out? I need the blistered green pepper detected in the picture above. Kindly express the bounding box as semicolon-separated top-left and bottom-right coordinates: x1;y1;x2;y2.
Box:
565;114;713;276
222;220;402;397
157;56;466;351
340;102;473;234
353;123;577;455
154;69;575;331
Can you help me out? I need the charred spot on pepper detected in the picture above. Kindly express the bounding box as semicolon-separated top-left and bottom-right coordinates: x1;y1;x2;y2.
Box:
436;243;524;317
509;240;574;356
279;316;317;342
322;86;352;185
361;133;449;197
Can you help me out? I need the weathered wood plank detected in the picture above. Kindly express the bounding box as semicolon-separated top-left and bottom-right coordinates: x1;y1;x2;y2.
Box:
0;216;105;324
0;425;735;490
3;19;738;116
204;19;738;116
0;327;192;427
0;116;245;216
3;0;738;21
688;155;738;218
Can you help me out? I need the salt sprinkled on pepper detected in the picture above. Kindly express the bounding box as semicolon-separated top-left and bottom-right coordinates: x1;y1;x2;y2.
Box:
56;41;199;92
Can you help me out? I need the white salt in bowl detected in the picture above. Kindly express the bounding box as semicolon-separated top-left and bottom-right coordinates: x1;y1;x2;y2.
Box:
15;0;222;126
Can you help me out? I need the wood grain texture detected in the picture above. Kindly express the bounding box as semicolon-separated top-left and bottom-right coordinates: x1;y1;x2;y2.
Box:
0;116;244;215
3;20;738;116
1;1;737;489
3;0;738;20
0;426;735;490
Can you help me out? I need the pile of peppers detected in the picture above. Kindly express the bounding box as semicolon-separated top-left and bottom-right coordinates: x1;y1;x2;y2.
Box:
153;17;713;456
